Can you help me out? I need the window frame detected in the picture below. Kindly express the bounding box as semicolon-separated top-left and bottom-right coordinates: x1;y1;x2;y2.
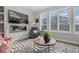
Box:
40;12;49;31
49;11;58;32
49;7;71;33
73;7;79;34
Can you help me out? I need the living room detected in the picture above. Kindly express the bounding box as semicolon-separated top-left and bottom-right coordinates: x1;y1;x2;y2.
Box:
0;6;79;53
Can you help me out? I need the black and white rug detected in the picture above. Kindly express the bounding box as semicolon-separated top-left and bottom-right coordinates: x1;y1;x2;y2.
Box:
10;39;79;53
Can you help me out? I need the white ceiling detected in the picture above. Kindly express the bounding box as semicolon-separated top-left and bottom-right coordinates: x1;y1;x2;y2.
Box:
25;6;51;12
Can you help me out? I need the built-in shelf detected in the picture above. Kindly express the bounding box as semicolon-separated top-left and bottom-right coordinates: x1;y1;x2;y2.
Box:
0;6;4;34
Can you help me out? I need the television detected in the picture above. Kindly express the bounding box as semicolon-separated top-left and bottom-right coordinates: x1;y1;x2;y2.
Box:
8;10;29;24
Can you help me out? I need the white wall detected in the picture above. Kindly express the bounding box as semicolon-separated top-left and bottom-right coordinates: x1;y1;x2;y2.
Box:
4;6;35;41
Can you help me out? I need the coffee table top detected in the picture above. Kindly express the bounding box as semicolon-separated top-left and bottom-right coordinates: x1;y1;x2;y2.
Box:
34;36;56;46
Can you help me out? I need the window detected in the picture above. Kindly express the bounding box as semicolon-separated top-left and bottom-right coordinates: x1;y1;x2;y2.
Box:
50;13;58;30
42;18;48;30
40;8;70;32
58;8;70;31
50;8;70;32
40;13;49;31
74;7;79;32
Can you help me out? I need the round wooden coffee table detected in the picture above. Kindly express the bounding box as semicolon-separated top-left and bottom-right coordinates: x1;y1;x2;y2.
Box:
34;36;56;53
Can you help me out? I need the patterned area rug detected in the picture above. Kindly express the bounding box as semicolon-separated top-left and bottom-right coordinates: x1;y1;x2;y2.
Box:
10;39;79;53
10;39;33;53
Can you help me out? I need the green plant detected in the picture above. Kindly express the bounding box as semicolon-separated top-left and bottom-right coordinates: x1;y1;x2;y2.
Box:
43;31;53;39
42;31;53;43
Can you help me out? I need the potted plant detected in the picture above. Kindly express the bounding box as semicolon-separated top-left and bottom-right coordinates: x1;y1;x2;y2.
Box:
43;31;52;44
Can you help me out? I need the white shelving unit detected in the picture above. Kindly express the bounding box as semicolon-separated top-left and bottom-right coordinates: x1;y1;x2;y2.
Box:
7;10;29;41
0;6;4;34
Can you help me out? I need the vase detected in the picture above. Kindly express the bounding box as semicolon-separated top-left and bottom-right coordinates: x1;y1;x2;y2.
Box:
43;36;50;44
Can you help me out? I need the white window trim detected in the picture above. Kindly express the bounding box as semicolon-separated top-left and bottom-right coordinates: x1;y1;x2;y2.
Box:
49;7;71;33
49;12;58;31
40;7;71;33
40;12;49;31
73;7;79;34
